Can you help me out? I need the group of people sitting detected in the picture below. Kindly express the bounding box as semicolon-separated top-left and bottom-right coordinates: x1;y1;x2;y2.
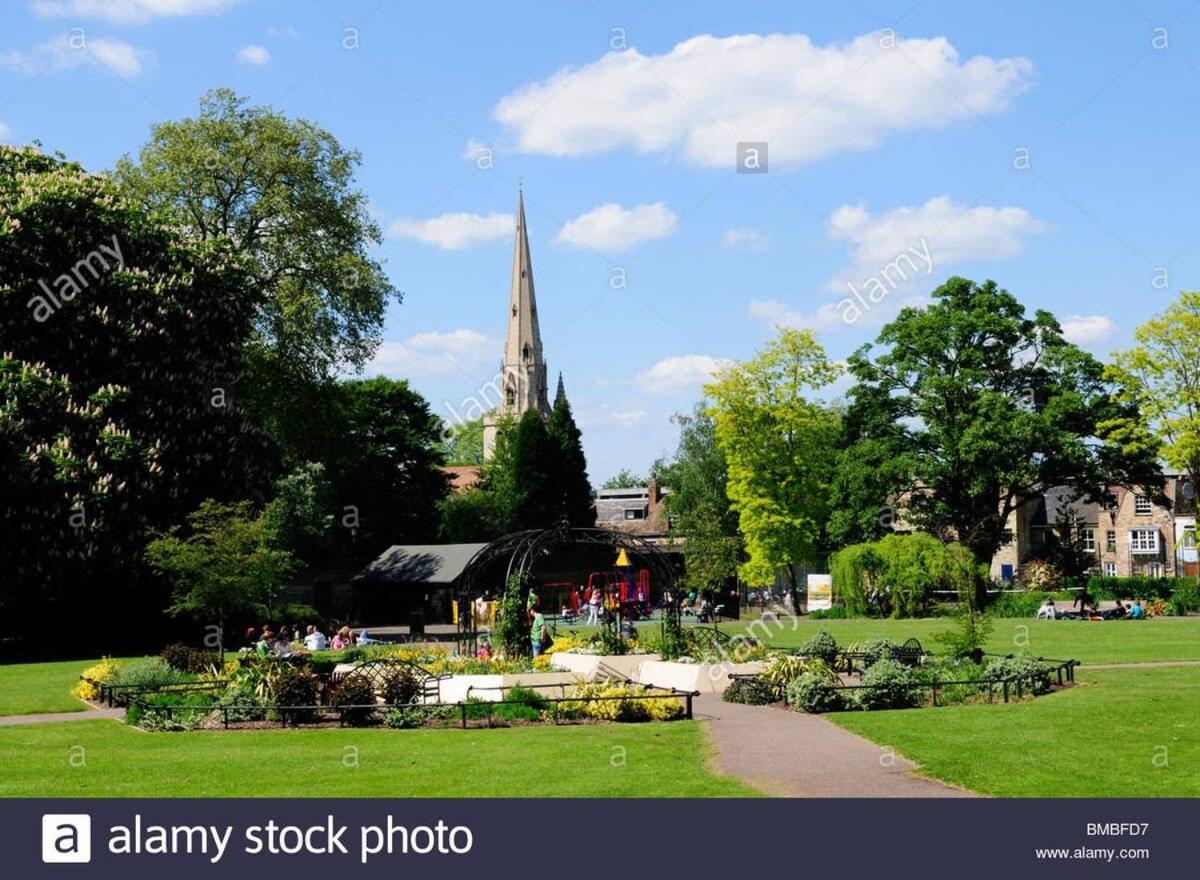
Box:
244;624;360;657
1036;597;1146;621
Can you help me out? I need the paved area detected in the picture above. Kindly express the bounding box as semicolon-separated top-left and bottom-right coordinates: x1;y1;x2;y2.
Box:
695;694;976;798
0;707;124;726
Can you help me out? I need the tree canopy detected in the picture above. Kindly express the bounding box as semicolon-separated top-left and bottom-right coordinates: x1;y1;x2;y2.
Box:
1104;290;1200;484
705;328;841;604
0;144;269;636
832;277;1164;592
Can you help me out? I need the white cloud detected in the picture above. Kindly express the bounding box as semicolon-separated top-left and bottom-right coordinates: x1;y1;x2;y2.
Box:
494;31;1032;168
828;195;1049;288
462;138;490;161
267;25;300;39
32;0;245;24
748;294;928;334
364;330;497;378
556;202;677;253
387;211;513;250
721;227;769;251
236;44;270;66
1;37;153;77
1060;315;1117;345
634;354;731;395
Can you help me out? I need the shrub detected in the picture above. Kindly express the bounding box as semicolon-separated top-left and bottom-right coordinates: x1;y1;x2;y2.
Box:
853;659;922;710
934;607;993;660
787;673;845;713
984;654;1052;696
271;667;321;725
1086;576;1182;601
216;681;267;722
112;658;190;691
562;682;682;722
808;606;847;620
858;638;897;669
1169;581;1200;616
989;590;1052;618
799;631;838;664
381;666;423;706
160;644;222;674
73;658;121;701
1018;559;1061;592
492;685;546;723
329;675;378;726
384;705;455;729
722;677;776;705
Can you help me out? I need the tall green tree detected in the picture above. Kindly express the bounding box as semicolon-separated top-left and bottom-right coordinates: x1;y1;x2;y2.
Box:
1104;290;1200;485
657;405;742;596
0;145;267;638
704;329;842;609
835;277;1163;603
146;500;297;659
510;408;558;529
322;377;448;553
115;89;398;450
440;416;484;466
547;395;596;526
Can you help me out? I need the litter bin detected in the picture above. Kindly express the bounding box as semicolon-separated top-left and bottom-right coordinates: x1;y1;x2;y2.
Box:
409;610;425;636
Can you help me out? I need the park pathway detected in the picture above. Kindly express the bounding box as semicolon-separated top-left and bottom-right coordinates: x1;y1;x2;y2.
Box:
694;694;976;798
0;707;123;727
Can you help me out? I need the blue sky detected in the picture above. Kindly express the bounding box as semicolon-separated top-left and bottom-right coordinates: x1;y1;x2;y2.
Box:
3;1;1199;484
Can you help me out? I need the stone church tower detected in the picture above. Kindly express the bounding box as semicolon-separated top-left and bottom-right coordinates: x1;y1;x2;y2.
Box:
483;191;554;459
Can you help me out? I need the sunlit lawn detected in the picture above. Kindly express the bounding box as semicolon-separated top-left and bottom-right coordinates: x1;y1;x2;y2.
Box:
0;657;140;716
832;666;1200;797
0;718;757;798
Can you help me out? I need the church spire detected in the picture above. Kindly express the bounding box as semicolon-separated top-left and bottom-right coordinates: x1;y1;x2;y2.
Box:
554;371;567;408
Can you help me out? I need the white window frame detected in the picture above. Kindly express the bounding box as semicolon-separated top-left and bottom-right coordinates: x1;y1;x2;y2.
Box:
1146;561;1163;577
1135;494;1153;515
1130;528;1159;554
1103;561;1117;577
1106;530;1117;552
1081;528;1096;553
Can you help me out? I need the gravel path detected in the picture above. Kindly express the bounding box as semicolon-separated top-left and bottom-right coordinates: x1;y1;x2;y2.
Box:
695;694;976;798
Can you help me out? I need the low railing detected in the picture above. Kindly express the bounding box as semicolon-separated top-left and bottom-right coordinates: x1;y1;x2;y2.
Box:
82;677;229;708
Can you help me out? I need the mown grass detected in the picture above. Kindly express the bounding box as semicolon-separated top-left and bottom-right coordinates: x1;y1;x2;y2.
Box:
0;719;757;798
0;657;140;716
719;615;1200;665
831;666;1200;797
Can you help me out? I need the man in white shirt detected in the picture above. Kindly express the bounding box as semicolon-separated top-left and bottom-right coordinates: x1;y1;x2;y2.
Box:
1036;600;1058;620
303;625;327;651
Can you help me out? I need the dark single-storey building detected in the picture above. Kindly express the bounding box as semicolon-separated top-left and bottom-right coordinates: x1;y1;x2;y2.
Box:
351;543;487;626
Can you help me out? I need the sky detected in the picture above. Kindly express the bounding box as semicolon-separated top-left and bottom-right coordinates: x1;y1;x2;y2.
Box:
3;0;1199;484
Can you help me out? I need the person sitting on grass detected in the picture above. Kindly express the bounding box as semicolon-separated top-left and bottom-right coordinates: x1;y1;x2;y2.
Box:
1129;598;1146;619
273;630;293;657
303;624;326;651
1102;599;1127;620
1036;599;1058;620
256;630;274;656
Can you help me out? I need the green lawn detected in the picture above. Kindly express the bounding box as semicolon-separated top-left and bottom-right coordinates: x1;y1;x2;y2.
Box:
723;615;1200;665
832;666;1200;797
0;718;757;798
0;657;139;716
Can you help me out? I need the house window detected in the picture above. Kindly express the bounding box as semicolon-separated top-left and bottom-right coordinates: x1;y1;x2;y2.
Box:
1146;562;1163;577
1135;495;1152;515
1081;528;1096;553
1183;526;1196;548
623;508;646;520
1103;561;1117;577
1106;530;1117;552
1130;528;1159;553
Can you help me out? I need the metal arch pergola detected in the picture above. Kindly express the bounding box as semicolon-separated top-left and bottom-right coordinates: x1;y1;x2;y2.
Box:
454;523;680;655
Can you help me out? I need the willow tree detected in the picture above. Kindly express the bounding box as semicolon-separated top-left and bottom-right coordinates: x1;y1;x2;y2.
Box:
704;329;841;610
